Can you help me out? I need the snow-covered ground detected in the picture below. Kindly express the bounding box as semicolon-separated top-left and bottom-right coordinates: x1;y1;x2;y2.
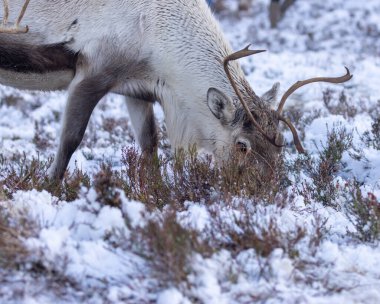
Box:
1;0;380;303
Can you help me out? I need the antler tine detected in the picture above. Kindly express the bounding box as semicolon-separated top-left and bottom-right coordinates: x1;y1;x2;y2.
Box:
223;46;283;147
2;0;9;26
275;67;353;154
277;67;353;114
16;0;30;28
224;45;266;62
0;0;30;34
277;115;305;153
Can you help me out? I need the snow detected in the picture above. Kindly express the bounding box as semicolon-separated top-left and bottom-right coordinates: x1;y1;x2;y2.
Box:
157;288;191;304
177;202;210;231
122;197;146;228
1;0;380;303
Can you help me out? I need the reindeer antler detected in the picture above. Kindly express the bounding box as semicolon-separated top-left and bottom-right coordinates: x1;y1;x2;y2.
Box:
276;67;353;153
0;0;30;34
224;47;353;154
223;45;283;148
277;67;353;114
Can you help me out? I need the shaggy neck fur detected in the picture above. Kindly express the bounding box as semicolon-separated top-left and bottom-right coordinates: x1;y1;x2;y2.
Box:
147;0;260;152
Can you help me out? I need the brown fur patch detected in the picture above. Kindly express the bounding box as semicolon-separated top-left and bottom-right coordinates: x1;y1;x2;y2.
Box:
0;42;78;73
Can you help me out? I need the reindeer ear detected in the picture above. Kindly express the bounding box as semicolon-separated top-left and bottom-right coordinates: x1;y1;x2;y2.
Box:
207;88;234;122
261;82;280;104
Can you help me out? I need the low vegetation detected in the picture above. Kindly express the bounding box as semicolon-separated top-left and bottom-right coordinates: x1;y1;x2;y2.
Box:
346;182;380;242
1;107;379;297
292;125;361;207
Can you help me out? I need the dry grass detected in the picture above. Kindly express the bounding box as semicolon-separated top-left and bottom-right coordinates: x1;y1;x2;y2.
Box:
346;182;380;242
92;163;125;207
206;201;308;258
323;89;358;118
128;211;213;287
0;207;33;270
0;201;89;301
33;121;54;151
118;146;287;210
1;88;378;299
0;153;90;201
291;125;361;208
363;117;380;150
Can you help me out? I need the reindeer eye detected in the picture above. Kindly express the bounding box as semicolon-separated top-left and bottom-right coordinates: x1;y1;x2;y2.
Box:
236;141;248;153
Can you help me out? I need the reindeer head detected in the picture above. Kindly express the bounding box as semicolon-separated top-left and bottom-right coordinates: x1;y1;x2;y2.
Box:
207;45;352;173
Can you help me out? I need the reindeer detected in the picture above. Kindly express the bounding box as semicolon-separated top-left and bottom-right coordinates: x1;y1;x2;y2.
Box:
0;0;352;180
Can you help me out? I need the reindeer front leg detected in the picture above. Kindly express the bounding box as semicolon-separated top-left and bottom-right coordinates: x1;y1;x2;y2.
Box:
0;0;30;34
49;64;113;180
125;96;158;154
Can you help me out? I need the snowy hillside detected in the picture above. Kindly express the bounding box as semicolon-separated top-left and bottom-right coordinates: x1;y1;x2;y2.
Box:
1;0;380;303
